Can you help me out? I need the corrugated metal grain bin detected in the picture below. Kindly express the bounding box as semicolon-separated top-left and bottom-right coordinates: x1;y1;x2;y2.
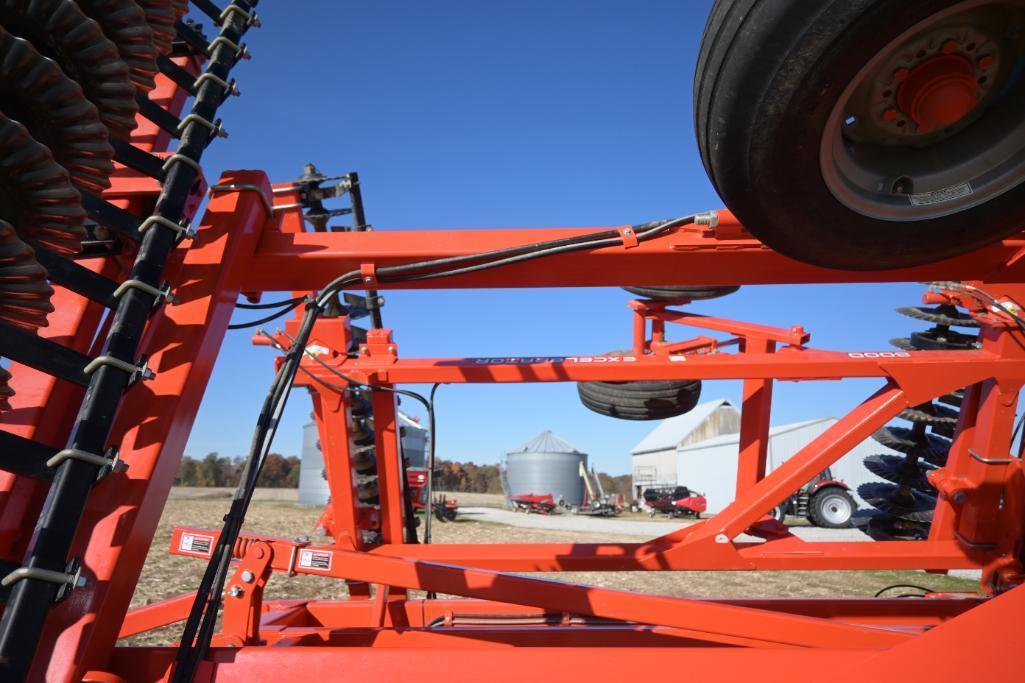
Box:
298;422;329;506
504;430;587;507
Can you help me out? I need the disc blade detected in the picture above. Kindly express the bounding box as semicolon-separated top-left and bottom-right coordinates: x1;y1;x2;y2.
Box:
858;482;937;522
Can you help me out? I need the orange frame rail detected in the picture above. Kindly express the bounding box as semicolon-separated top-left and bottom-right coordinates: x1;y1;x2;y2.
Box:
3;142;1025;677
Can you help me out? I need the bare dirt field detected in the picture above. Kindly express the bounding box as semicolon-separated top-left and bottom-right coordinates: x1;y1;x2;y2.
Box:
127;494;978;645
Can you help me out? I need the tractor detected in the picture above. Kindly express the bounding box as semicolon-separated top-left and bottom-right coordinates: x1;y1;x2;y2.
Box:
770;469;856;529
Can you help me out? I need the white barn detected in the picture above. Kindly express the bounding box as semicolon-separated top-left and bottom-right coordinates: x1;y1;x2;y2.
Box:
630;399;741;499
676;417;895;514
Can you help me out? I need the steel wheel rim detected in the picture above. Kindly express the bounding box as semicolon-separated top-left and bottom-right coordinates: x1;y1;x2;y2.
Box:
820;494;852;526
820;0;1025;221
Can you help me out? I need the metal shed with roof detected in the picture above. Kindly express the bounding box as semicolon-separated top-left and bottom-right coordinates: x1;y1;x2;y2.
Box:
630;399;741;499
676;417;897;514
503;430;588;507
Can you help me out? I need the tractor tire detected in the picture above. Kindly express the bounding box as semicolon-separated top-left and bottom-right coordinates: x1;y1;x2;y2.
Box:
621;285;739;301
695;0;1025;269
807;487;856;528
577;376;702;421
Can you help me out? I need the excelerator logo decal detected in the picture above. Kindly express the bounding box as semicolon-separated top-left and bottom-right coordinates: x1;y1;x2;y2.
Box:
472;356;638;365
847;352;911;358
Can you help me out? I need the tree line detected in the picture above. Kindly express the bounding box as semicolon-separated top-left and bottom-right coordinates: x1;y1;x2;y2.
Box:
175;453;300;488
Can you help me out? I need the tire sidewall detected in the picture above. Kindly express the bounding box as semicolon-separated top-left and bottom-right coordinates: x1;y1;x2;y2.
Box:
705;0;1025;269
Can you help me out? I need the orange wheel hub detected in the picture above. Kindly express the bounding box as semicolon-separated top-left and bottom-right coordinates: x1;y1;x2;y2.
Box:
897;54;978;133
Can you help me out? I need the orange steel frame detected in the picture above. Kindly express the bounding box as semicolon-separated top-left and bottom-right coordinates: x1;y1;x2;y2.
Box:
2;56;1025;683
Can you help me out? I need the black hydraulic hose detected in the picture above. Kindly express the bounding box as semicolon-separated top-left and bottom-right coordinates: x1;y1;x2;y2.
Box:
423;382;441;544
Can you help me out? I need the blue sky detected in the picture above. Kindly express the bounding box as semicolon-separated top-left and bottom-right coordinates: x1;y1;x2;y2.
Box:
187;1;926;474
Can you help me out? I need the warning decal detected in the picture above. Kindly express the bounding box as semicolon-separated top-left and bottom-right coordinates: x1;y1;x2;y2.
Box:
298;549;333;572
178;532;214;557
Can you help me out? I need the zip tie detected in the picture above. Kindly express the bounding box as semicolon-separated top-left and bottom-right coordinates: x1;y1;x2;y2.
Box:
209;183;274;215
194;72;239;96
208;36;249;60
112;279;177;305
161;153;203;177
220;5;260;27
138;215;195;241
83;355;155;381
177;114;228;139
46;448;115;469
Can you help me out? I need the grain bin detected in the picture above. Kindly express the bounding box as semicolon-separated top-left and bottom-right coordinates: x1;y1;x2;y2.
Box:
399;412;427;467
504;431;587;507
298;422;329;506
298;413;430;506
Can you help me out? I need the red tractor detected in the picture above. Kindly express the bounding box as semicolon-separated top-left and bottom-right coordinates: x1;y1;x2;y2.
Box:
770;469;855;529
406;467;458;522
643;486;708;519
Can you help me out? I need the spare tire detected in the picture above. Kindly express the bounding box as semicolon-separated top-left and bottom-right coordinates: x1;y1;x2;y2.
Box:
622;285;739;301
695;0;1025;270
577;351;701;420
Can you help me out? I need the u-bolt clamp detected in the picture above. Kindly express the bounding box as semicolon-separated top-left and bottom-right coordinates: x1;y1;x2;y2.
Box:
1;558;86;602
220;5;261;28
138;215;197;242
83;355;156;384
177;114;229;143
112;279;178;308
194;72;240;98
208;36;250;61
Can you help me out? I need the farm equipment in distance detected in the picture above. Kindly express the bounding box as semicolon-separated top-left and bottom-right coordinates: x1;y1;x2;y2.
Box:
643;486;708;519
771;468;855;529
573;462;624;516
509;493;558;514
406;467;458;522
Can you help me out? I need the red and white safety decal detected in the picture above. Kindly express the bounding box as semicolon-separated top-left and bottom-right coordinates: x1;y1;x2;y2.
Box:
298;549;333;572
178;532;214;557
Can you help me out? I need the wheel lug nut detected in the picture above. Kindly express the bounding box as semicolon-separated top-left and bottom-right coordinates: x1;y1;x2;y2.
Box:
893;67;910;82
882;108;899;122
978;55;995;69
941;39;959;54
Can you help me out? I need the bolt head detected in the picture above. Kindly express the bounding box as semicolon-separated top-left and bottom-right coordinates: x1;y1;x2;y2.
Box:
363;276;373;283
941;39;959;54
241;570;255;583
882;108;899;122
893;67;910;82
978;55;995;69
229;585;244;598
714;533;729;544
